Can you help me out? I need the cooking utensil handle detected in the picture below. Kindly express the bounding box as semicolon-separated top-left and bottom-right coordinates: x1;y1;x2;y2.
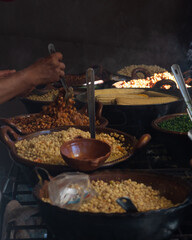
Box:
134;134;151;150
0;117;10;126
34;167;51;186
86;68;96;139
48;43;68;93
0;125;20;149
79;101;103;119
152;79;177;90
109;73;131;82
171;64;192;120
116;197;138;213
95;101;103;118
131;67;151;79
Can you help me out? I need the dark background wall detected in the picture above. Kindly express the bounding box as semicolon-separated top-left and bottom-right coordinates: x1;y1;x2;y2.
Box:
0;0;192;74
0;0;192;185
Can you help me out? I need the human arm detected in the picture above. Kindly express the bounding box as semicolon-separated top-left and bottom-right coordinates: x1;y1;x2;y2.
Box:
0;69;16;78
0;52;65;104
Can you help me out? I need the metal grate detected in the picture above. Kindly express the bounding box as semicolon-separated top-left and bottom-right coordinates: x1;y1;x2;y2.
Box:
1;143;192;240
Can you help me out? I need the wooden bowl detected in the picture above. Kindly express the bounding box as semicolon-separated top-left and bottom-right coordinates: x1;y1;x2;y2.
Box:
60;138;111;171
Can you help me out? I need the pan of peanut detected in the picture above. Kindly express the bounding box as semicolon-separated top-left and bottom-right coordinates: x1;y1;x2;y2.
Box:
33;169;192;240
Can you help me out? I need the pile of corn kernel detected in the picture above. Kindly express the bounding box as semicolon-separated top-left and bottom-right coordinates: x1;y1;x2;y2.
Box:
42;178;176;213
15;127;130;165
26;89;59;102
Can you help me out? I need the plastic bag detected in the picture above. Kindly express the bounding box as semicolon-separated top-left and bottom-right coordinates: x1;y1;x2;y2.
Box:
48;172;96;210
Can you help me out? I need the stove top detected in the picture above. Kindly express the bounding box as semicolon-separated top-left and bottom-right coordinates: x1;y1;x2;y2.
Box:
1;142;192;240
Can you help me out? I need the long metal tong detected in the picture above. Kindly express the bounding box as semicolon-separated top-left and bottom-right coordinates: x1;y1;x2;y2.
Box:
86;68;95;139
48;43;73;102
171;64;192;121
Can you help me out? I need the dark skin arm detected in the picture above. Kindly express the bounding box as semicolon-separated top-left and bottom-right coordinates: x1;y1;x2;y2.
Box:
0;69;16;78
0;52;65;104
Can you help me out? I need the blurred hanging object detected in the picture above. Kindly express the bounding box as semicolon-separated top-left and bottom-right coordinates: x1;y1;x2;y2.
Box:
183;41;192;86
187;41;192;70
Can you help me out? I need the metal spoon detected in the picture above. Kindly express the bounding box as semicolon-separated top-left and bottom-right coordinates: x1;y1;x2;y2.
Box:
86;68;95;139
48;43;73;102
171;64;192;121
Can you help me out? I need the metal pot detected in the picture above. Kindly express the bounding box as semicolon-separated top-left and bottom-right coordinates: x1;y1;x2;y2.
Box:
33;169;192;240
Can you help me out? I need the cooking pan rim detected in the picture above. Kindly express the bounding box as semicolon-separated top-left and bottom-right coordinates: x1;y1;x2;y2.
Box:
4;126;138;170
152;112;188;135
0;101;108;135
33;169;192;217
75;89;183;107
0;114;108;135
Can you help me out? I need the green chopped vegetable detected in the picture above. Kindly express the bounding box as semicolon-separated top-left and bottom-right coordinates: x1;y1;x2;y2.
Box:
158;115;192;133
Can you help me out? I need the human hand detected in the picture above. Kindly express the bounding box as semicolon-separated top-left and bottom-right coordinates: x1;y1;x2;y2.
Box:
24;52;65;87
0;69;16;78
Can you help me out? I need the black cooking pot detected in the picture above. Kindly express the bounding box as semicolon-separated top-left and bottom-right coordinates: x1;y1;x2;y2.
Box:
76;88;185;137
33;169;192;240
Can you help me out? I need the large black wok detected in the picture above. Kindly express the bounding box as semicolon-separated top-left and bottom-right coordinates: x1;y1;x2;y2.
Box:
76;88;185;136
33;169;192;240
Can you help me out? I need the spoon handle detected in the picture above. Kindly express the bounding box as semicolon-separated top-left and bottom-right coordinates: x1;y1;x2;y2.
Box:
86;68;95;139
171;64;192;120
48;43;68;93
116;197;138;213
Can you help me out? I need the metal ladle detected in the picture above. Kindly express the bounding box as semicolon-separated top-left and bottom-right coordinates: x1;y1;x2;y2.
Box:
86;68;95;139
171;64;192;120
171;64;192;141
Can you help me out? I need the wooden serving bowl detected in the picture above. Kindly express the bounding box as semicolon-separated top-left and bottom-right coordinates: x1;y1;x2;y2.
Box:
60;138;111;171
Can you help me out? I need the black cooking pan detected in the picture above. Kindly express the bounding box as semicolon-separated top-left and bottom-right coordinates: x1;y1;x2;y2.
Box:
33;169;192;240
63;66;183;88
76;88;186;136
0;125;151;175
